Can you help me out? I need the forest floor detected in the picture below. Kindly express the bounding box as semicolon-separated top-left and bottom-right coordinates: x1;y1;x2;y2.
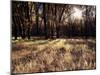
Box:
11;37;96;73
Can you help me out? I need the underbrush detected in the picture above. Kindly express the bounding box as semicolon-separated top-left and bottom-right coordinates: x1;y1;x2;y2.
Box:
12;38;96;73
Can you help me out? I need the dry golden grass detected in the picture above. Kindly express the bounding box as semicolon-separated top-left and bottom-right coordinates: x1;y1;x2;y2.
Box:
11;38;96;74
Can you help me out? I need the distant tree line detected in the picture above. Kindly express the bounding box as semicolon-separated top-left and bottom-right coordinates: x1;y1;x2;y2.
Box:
12;1;96;40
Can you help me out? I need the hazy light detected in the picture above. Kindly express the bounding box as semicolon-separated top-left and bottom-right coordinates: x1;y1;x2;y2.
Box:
72;7;82;19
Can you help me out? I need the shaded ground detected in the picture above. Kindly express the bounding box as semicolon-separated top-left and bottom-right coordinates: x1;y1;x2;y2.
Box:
11;38;96;73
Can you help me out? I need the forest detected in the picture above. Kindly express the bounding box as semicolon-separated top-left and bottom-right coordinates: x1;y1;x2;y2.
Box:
12;1;96;74
12;1;96;39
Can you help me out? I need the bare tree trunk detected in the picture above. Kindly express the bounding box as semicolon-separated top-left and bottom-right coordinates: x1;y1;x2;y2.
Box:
13;15;18;40
85;6;88;39
35;3;39;36
43;4;48;39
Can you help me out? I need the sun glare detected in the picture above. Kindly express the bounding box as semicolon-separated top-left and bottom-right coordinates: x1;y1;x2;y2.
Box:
72;7;82;19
